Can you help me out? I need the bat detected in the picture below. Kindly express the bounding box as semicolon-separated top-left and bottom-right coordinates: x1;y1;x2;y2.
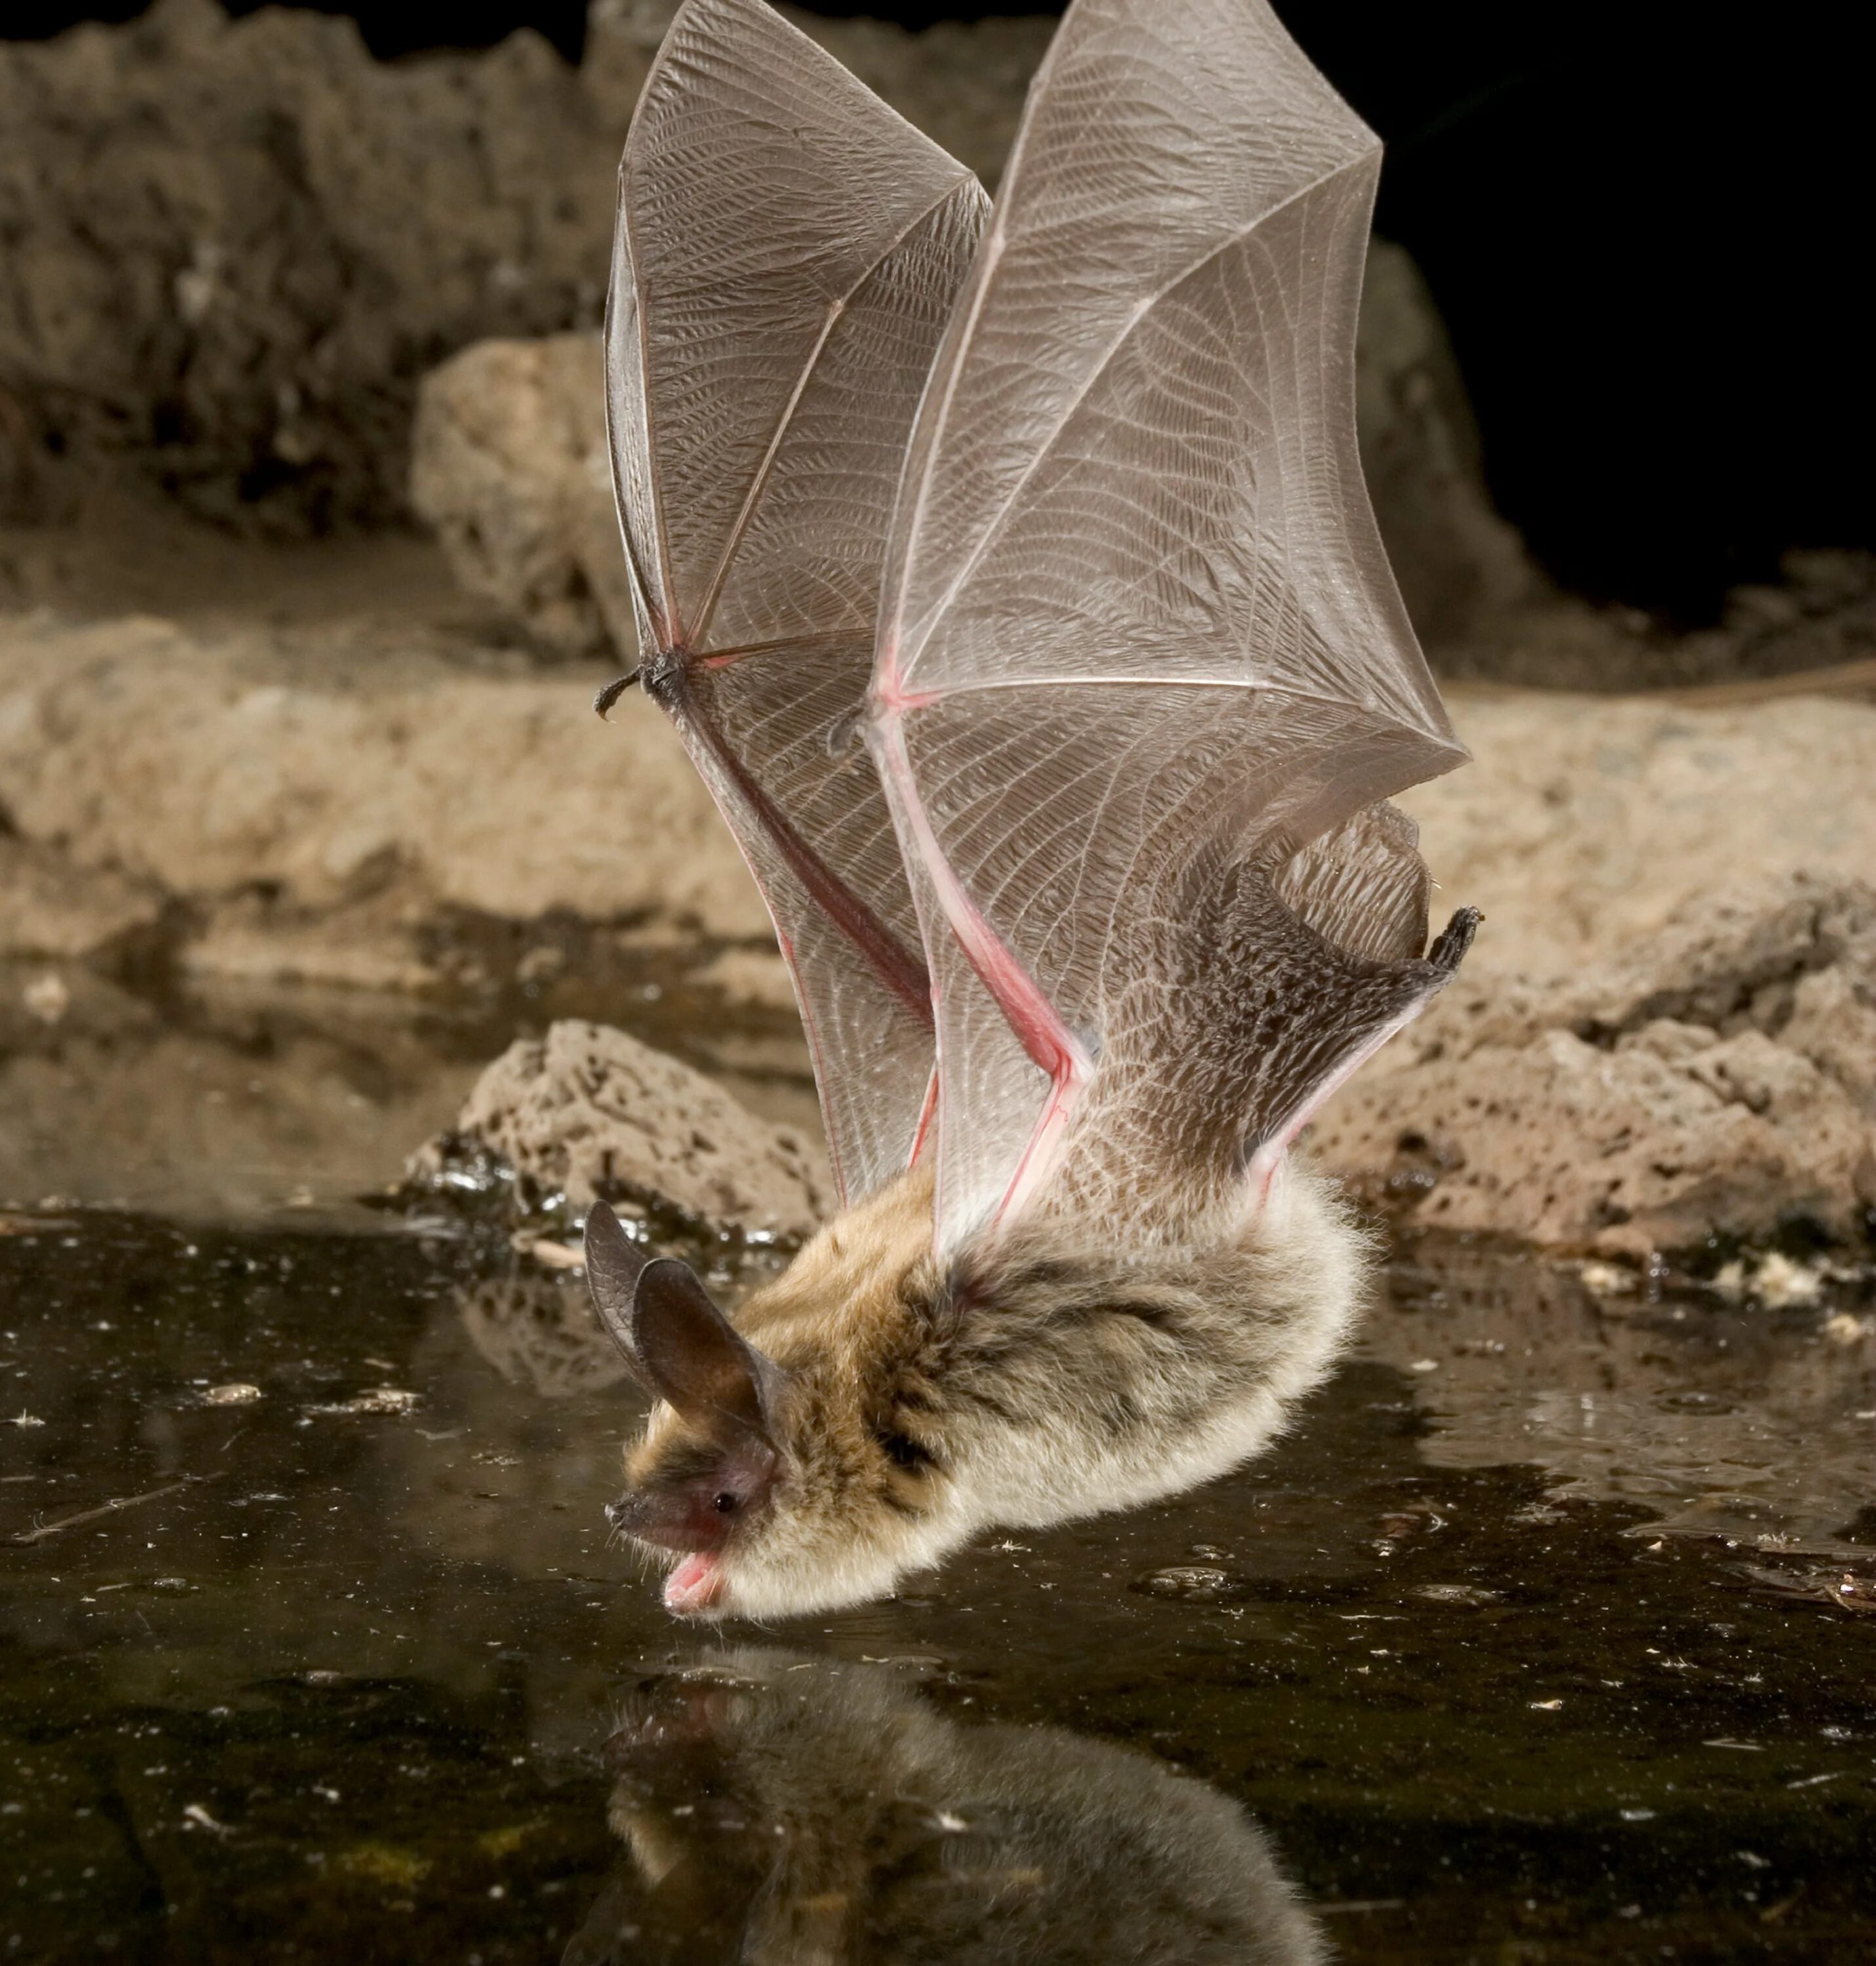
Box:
570;1649;1326;1963
588;0;1476;1619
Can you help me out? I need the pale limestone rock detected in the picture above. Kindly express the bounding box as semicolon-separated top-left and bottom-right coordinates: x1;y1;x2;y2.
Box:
431;1018;831;1235
1406;690;1876;981
410;335;634;659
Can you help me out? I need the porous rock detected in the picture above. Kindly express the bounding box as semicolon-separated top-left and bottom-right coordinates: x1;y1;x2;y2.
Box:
426;1018;832;1236
1311;875;1876;1254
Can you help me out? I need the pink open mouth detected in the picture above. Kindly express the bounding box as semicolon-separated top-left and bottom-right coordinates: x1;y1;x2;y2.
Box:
663;1551;724;1616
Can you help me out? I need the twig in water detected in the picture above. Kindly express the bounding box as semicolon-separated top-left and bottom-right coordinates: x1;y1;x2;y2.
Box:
6;1474;220;1547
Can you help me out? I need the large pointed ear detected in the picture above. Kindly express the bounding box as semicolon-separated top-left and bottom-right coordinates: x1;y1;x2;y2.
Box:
583;1200;650;1364
629;1258;788;1450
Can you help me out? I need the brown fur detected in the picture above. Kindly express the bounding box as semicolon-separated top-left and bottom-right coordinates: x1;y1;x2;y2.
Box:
621;1157;1365;1619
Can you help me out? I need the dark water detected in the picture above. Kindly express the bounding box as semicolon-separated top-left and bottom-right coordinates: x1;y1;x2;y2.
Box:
3;1208;1873;1963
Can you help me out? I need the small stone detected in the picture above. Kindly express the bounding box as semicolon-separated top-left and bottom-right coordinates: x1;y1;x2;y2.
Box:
1415;1583;1501;1607
21;972;69;1024
1139;1564;1235;1602
1752;1252;1824;1309
509;1231;586;1271
309;1387;421;1416
202;1383;263;1406
347;1387;420;1415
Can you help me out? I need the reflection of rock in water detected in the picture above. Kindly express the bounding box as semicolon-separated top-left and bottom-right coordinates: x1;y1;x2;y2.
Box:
1364;1240;1876;1548
566;1652;1324;1966
456;1263;630;1400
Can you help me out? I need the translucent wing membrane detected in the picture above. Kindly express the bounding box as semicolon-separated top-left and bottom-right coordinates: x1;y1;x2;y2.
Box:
871;0;1472;1252
606;0;987;1203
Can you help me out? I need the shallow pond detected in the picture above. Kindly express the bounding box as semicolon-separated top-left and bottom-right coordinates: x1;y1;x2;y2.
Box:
2;974;1875;1961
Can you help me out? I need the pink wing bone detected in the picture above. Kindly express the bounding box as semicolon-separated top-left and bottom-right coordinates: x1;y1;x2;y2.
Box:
601;0;989;1206
871;649;1094;1229
866;0;1475;1251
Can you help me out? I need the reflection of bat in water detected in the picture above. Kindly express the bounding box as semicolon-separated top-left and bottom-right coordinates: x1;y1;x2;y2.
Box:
565;1652;1326;1966
588;0;1475;1617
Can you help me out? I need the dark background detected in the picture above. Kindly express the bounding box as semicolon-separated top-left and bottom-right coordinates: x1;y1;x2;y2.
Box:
7;0;1870;624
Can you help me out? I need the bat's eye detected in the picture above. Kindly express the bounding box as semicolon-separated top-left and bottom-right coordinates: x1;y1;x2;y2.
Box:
713;1492;738;1514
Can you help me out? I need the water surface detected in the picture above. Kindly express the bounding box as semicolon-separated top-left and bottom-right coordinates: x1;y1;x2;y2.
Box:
4;1203;1872;1962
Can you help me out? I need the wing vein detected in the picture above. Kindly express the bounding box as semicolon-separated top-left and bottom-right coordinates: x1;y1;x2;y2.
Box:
689;176;976;651
619;193;681;647
896;151;1374;675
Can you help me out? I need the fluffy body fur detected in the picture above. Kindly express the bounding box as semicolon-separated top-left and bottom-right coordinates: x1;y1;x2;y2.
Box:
620;1162;1365;1619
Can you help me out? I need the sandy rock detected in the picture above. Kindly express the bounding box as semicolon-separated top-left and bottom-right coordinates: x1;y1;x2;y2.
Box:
0;837;166;960
0;609;763;939
427;1018;831;1235
410;335;635;659
1312;875;1876;1253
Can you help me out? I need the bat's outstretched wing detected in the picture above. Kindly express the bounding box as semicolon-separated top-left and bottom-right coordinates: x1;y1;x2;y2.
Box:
605;0;987;1206
869;0;1474;1252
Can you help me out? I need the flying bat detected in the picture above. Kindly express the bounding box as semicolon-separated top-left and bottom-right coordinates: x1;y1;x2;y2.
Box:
588;0;1475;1617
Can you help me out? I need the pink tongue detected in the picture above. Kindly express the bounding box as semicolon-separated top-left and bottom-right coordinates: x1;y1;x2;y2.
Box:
664;1552;720;1614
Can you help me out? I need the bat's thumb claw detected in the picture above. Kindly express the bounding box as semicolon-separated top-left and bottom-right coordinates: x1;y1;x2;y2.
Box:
594;671;641;720
1428;906;1481;974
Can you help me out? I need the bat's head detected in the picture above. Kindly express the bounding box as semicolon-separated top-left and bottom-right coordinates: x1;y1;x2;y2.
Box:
584;1177;948;1620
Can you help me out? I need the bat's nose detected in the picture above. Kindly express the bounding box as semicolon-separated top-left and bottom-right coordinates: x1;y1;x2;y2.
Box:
603;1495;627;1530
